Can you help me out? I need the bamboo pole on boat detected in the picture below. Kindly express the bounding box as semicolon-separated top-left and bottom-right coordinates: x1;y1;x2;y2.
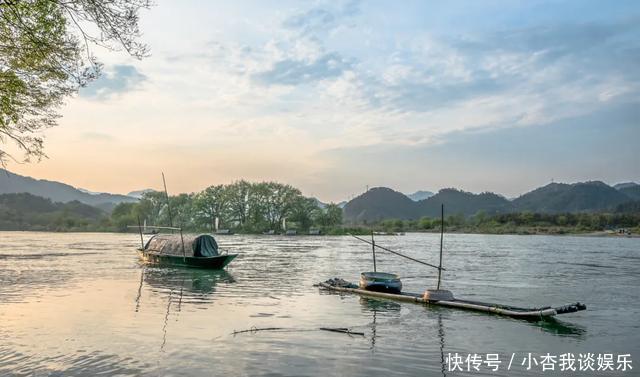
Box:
162;172;174;229
371;231;377;272
437;204;444;290
136;215;144;249
179;226;186;262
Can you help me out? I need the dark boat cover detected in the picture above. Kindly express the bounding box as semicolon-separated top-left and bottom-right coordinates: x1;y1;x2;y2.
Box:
144;234;219;257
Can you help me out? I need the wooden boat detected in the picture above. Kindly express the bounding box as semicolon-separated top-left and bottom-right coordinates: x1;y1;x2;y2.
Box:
359;272;402;293
139;234;237;269
319;279;586;319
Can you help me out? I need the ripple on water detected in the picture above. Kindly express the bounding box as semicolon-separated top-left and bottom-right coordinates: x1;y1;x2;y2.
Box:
0;232;638;376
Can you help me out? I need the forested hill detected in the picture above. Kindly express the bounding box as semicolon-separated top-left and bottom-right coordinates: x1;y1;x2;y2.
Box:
618;184;640;200
511;181;631;213
344;181;640;222
0;193;107;231
342;187;420;222
0;169;137;209
417;189;512;217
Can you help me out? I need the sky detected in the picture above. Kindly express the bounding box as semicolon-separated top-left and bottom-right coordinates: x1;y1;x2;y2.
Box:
7;0;640;202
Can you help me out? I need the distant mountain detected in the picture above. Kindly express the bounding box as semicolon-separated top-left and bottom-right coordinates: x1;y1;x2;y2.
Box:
127;189;155;199
0;193;105;231
344;187;420;222
417;189;512;217
406;190;434;201
78;188;102;195
344;187;512;222
310;197;327;209
616;200;640;214
618;185;640;201
0;169;137;208
337;201;347;209
614;182;639;190
512;181;630;213
343;180;640;222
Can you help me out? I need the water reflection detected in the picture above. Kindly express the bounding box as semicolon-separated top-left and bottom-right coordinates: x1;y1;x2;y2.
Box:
358;298;401;351
527;317;587;338
133;267;236;351
359;297;402;313
437;314;447;377
136;267;235;304
358;297;449;376
0;348;146;377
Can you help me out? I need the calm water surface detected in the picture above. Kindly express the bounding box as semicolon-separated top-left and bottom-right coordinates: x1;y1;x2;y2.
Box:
0;232;638;376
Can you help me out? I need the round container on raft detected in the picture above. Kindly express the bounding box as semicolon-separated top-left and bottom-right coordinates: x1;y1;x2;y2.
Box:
359;272;402;293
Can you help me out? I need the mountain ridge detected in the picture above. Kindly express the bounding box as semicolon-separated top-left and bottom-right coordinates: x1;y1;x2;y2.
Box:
406;190;434;201
0;169;137;208
344;181;640;222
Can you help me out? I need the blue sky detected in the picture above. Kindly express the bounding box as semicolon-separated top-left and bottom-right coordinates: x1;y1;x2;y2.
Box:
11;0;640;201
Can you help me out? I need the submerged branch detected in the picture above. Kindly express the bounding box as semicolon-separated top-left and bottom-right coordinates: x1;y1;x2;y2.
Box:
231;326;365;337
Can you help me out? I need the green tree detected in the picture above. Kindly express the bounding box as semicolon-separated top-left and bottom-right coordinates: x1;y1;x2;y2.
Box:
261;182;303;230
137;191;167;226
170;193;195;229
111;202;136;230
0;0;150;162
418;217;433;230
193;185;228;231
315;203;343;227
289;197;320;230
226;180;251;226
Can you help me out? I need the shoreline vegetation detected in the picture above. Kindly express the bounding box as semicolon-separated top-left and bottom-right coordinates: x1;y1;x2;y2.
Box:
1;188;638;237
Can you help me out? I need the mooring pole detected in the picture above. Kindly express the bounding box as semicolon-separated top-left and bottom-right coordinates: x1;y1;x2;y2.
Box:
437;204;444;290
137;215;144;249
162;172;174;229
179;225;186;262
371;230;377;272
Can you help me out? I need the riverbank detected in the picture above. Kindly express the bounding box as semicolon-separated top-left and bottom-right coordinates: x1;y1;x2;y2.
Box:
1;226;638;238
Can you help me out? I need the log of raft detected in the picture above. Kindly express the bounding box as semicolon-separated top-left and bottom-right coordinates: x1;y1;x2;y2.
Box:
319;281;586;320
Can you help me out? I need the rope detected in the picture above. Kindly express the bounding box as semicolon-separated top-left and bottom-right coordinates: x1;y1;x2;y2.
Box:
348;234;445;271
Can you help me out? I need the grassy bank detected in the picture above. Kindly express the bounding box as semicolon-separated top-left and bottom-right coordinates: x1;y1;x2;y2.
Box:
360;212;640;237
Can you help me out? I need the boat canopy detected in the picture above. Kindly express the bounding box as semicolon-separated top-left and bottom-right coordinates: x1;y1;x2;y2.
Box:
144;234;219;257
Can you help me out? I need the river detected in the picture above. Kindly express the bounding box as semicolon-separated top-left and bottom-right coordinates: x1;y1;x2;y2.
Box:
0;232;638;376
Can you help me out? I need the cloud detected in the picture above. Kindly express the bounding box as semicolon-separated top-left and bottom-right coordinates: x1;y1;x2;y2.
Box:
195;11;639;152
252;53;352;86
282;0;360;37
81;65;147;100
248;1;361;86
312;101;640;199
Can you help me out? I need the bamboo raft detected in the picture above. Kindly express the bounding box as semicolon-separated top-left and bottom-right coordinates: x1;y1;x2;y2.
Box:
327;205;588;320
319;280;587;319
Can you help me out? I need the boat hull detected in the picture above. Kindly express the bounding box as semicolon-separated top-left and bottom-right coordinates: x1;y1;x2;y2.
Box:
138;250;237;269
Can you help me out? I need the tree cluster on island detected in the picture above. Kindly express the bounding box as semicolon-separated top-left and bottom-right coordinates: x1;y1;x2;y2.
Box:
110;180;344;234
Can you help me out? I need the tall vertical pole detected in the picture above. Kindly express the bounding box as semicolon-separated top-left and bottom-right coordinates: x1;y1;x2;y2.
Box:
371;230;377;272
162;172;174;228
179;226;186;262
137;215;144;249
437;204;444;290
